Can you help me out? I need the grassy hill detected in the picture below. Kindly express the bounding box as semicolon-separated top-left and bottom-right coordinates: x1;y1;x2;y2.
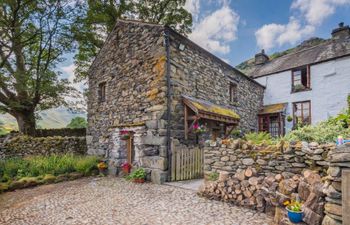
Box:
0;107;86;132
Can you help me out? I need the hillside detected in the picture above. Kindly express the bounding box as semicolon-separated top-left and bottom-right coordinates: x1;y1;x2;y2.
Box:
0;107;86;131
236;37;327;76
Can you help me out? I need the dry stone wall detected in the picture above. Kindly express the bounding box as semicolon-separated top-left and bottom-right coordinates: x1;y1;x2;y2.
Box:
0;135;86;159
323;143;350;225
200;139;342;225
204;140;334;176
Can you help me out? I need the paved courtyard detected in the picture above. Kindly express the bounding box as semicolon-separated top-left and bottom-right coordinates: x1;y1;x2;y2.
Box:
0;177;273;225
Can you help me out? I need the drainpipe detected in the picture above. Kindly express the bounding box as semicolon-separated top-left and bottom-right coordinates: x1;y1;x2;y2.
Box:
164;28;172;181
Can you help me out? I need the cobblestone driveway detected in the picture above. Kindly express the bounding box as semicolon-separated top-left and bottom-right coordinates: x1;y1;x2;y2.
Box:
0;177;273;225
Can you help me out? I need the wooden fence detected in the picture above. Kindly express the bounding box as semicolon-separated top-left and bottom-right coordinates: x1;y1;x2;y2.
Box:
171;143;204;181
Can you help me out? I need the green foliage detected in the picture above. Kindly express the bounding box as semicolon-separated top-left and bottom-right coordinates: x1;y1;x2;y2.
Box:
284;118;350;143
0;0;79;134
207;172;219;181
126;168;146;180
244;132;273;145
286;201;303;212
286;115;293;122
67;117;88;129
72;0;193;81
0;154;100;183
75;156;99;175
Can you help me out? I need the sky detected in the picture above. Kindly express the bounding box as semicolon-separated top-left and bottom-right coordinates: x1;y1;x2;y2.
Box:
184;0;350;66
59;0;350;87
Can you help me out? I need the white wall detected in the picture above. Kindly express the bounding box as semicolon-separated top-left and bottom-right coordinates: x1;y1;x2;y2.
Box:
255;56;350;132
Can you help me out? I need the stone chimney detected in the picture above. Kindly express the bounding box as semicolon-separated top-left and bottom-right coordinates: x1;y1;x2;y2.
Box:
255;49;269;65
331;22;350;39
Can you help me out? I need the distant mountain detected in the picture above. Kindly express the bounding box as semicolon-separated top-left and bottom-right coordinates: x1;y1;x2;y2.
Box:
0;107;86;131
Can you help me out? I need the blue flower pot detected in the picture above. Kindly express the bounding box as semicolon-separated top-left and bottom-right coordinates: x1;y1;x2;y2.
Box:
286;207;303;223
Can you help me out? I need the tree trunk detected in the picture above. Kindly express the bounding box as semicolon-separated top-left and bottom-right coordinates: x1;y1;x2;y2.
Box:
14;111;36;136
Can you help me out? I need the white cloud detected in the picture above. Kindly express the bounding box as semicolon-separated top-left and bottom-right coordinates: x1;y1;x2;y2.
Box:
292;0;350;26
189;5;240;54
61;64;86;91
256;0;350;51
184;0;200;21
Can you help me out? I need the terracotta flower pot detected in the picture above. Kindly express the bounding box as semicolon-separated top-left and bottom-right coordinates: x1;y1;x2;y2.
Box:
122;167;131;174
133;178;145;183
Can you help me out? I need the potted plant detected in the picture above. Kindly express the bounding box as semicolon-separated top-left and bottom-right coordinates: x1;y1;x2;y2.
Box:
97;161;108;176
284;200;303;223
120;130;130;140
121;162;132;174
286;115;293;122
192;123;206;134
127;168;146;183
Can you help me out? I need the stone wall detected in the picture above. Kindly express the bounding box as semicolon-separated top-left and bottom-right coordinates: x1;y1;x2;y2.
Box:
323;143;350;225
204;140;334;177
87;20;167;156
200;139;340;225
168;30;264;143
35;128;86;137
0;135;86;159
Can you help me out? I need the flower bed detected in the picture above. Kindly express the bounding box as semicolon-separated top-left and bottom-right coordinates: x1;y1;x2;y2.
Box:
0;154;100;193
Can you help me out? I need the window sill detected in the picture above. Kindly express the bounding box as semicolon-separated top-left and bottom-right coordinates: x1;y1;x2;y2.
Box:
291;88;312;94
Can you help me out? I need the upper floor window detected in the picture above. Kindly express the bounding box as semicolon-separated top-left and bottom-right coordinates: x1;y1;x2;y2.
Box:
293;101;311;127
292;66;310;92
98;82;106;102
229;82;238;103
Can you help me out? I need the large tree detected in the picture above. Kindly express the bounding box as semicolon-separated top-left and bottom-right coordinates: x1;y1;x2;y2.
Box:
0;0;77;135
72;0;192;81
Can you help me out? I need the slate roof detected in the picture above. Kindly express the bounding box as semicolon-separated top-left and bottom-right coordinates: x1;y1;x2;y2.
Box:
183;95;240;124
240;37;350;78
259;103;287;115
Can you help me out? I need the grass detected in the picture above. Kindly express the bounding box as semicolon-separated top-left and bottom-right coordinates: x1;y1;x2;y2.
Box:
0;154;100;183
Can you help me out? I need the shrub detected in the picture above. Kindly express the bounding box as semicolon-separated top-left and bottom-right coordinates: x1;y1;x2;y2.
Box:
284;118;350;143
74;156;99;175
244;132;273;145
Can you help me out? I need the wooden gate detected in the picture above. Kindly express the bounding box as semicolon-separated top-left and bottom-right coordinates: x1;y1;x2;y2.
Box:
170;144;204;181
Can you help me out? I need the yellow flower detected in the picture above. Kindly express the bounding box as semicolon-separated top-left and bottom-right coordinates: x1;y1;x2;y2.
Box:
283;200;290;206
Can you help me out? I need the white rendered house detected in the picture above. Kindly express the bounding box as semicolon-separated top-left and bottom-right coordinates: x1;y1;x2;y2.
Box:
239;23;350;136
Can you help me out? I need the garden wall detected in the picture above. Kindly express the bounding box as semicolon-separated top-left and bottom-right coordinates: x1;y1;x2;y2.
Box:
199;139;347;225
0;135;87;159
35;128;86;137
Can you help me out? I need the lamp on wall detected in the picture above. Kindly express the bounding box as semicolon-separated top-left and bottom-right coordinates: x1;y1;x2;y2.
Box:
178;43;185;51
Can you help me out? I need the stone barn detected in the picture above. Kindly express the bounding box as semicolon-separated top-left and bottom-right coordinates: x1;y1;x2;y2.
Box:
87;19;264;183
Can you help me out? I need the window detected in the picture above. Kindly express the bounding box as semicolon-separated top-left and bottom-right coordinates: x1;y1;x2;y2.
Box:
293;101;311;126
258;114;284;137
98;82;106;102
229;83;238;102
292;66;310;92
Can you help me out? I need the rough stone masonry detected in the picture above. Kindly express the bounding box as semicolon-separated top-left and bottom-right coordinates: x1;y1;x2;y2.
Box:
87;19;264;183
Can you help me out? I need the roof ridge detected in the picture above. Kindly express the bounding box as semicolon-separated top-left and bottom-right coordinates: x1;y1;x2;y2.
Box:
268;38;331;62
117;18;165;27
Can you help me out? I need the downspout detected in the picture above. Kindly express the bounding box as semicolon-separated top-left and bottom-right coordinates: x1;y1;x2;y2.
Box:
164;28;172;181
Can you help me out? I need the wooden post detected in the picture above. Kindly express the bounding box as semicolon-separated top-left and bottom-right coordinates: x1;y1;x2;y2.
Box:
127;134;133;164
342;169;350;224
184;106;188;140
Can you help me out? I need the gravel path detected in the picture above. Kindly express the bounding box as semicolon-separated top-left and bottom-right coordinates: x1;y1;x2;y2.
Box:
0;177;273;225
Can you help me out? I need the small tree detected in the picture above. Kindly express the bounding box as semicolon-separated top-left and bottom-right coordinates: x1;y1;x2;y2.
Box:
0;0;78;135
67;116;87;129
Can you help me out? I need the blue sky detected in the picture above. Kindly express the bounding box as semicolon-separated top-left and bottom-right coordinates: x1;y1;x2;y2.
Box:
184;0;350;66
59;0;350;83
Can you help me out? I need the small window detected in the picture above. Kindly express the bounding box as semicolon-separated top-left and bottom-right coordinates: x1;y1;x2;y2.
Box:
292;66;310;92
229;83;238;103
98;82;106;102
293;101;311;127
